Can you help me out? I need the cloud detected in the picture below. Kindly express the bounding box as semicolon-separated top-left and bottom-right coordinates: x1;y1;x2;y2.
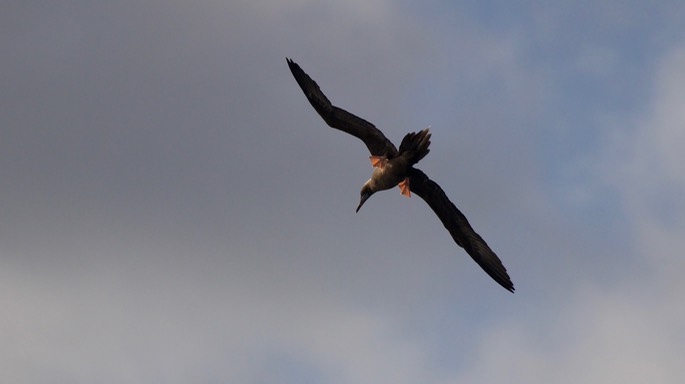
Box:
454;39;685;384
576;45;619;76
3;1;685;383
605;43;685;259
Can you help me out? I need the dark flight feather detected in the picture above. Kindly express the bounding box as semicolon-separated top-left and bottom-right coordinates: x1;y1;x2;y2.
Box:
409;168;514;292
287;58;398;157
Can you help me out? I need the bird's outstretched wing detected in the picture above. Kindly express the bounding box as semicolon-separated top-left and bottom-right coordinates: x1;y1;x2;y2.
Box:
287;58;398;157
409;168;514;292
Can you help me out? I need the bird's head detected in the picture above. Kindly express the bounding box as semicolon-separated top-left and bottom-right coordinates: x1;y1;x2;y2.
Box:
356;180;376;213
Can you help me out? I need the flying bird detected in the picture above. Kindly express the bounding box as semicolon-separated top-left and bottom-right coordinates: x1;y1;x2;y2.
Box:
286;58;514;292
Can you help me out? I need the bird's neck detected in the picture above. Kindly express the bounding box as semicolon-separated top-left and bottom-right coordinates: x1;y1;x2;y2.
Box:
362;178;377;193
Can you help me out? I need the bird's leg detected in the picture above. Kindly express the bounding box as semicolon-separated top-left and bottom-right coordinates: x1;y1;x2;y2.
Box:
369;155;387;169
398;178;411;197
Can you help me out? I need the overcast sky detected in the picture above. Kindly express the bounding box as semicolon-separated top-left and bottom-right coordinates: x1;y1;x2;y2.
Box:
2;1;685;383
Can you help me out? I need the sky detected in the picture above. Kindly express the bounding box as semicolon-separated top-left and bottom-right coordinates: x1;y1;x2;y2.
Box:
2;1;685;383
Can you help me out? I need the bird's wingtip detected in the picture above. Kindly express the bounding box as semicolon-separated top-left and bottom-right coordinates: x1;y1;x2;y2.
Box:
493;281;514;293
495;275;515;293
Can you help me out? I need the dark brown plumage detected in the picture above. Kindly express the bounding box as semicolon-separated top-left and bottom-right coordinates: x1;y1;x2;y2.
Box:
408;168;513;291
287;58;397;157
287;58;514;292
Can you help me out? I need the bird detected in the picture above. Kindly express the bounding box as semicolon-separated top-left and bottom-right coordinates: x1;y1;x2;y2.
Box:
286;58;514;292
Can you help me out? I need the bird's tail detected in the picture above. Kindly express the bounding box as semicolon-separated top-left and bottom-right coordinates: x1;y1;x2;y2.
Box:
399;127;431;165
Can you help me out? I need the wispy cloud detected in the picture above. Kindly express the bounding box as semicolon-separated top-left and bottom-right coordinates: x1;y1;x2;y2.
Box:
2;1;685;383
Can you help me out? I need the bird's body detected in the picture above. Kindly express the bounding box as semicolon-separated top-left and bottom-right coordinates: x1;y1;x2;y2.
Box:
367;158;405;190
287;58;514;292
359;157;409;207
356;128;432;210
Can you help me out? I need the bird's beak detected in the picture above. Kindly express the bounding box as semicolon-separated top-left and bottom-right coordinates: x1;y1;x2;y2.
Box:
356;193;371;213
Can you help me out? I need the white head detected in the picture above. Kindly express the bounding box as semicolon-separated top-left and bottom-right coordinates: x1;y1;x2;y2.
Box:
356;179;376;213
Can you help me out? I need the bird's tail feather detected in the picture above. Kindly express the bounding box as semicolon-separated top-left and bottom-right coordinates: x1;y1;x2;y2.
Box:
399;128;431;165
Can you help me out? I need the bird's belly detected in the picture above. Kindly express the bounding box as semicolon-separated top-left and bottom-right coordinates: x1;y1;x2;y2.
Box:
372;166;405;191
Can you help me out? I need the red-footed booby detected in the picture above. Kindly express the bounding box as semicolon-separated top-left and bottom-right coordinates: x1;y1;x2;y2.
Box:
287;58;514;292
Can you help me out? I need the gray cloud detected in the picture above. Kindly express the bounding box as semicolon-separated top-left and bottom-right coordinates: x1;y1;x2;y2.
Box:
2;1;685;383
